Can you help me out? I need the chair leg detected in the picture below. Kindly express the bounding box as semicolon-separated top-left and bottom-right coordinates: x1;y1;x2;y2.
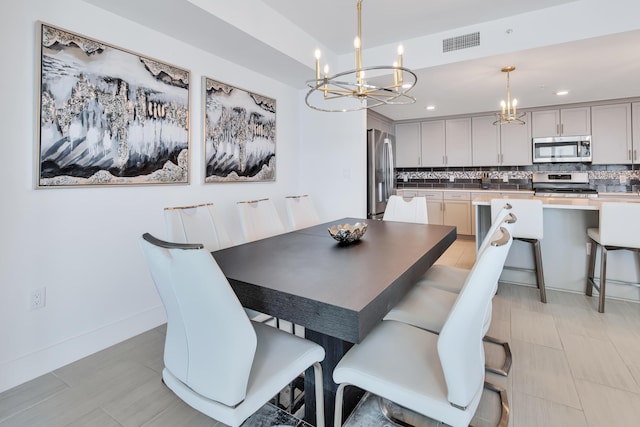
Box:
598;246;608;313
483;335;512;377
378;397;415;427
586;239;597;297
313;362;325;427
484;381;510;427
334;383;346;427
532;239;547;303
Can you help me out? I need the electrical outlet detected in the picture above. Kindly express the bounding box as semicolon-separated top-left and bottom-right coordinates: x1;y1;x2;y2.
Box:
449;176;455;182
619;175;627;184
502;175;509;183
29;287;46;310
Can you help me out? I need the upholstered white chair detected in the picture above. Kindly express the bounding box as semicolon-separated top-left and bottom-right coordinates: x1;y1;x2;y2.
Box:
416;203;514;294
491;198;547;303
164;203;271;323
586;202;640;313
333;228;512;427
385;220;515;376
139;233;325;427
382;195;428;224
285;194;321;230
237;198;286;242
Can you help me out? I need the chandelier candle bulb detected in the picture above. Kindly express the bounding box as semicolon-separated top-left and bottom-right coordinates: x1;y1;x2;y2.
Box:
314;49;321;82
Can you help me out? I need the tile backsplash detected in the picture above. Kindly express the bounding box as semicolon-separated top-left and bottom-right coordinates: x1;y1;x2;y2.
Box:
396;163;640;193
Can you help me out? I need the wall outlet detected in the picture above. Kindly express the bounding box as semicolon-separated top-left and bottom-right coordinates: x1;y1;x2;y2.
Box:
29;287;46;310
449;176;455;182
502;175;509;183
619;175;627;184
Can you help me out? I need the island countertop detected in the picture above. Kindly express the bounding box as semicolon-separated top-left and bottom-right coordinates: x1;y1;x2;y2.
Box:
472;193;640;210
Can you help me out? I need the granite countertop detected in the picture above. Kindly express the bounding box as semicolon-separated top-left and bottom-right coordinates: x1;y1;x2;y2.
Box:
473;193;640;210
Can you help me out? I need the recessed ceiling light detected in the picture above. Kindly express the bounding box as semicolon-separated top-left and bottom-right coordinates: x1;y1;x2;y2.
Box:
556;90;569;96
426;105;435;110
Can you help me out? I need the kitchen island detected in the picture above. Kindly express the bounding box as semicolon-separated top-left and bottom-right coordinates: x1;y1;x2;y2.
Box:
473;194;640;303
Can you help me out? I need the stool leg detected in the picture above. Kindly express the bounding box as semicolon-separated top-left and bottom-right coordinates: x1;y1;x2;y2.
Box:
533;239;547;303
586;239;597;297
598;246;608;313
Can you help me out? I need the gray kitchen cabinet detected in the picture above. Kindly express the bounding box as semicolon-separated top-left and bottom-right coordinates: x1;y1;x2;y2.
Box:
394;122;422;167
472;113;532;166
532;107;591;137
443;192;471;235
445;118;472;166
420;120;446;167
632;102;640;164
591;103;632;165
420;190;444;225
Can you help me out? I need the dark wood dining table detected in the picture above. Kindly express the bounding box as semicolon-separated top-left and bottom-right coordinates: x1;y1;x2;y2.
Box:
213;217;456;425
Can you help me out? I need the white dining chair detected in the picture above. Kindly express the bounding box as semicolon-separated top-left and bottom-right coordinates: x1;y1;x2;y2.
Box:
385;221;515;376
139;233;325;427
382;195;428;224
285;194;321;230
586;202;640;312
333;228;512;427
164;203;271;323
491;198;547;303
237;198;286;242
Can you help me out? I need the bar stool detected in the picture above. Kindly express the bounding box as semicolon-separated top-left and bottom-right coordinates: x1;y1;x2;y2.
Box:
490;198;547;303
586;202;640;313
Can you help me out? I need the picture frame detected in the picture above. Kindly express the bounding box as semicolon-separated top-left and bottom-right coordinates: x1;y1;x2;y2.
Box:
203;77;276;182
37;22;190;188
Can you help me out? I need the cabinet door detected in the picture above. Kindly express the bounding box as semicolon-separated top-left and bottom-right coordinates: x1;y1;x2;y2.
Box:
472;115;500;166
591;103;632;165
394;122;421;167
532;110;560;137
419;190;443;225
443;200;471;235
420;120;446;167
445;118;472;166
500;112;532;166
560;107;591;135
633;103;640;164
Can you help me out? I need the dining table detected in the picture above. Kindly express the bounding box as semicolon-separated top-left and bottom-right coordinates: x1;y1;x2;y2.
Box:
212;217;456;426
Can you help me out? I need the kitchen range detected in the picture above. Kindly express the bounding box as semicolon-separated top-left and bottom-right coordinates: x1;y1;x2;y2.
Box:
532;172;598;198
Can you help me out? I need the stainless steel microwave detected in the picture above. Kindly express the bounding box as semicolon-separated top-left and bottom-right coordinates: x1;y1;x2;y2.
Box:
532;135;592;163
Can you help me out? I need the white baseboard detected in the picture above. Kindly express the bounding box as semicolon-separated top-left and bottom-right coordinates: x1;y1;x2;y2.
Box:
0;305;166;394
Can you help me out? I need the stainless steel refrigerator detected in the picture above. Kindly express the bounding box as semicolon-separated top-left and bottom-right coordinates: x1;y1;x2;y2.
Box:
367;129;396;219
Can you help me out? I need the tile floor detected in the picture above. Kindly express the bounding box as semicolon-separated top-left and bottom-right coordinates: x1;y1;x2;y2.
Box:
1;239;639;426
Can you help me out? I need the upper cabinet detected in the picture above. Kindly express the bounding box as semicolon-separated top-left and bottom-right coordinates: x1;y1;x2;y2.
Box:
531;107;591;137
472;113;532;166
420;120;446;167
633;102;640;164
445;118;472;166
591;103;633;165
395;122;422;167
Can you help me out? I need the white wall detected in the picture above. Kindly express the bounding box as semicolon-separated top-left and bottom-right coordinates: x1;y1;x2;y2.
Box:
0;0;365;392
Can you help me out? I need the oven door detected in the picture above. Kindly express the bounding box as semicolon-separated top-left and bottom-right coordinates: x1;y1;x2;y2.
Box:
533;136;592;163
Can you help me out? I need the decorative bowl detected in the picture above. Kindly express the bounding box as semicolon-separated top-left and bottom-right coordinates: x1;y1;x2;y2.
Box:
328;222;368;244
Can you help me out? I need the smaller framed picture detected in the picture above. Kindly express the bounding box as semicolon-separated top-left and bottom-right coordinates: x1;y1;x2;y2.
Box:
203;77;276;182
37;22;190;188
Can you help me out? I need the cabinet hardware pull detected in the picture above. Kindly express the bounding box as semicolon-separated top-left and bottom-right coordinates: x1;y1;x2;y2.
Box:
629;150;632;161
635;150;638;161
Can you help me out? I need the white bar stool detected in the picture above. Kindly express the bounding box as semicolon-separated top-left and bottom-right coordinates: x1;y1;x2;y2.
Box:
586;202;640;313
491;198;547;303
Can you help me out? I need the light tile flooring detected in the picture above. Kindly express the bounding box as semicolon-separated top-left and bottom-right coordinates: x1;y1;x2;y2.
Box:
1;239;640;426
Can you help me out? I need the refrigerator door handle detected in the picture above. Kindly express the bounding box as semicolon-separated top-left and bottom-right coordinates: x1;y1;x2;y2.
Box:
384;138;394;201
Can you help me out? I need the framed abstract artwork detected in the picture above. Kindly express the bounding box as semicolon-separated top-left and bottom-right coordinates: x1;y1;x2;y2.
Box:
203;77;276;182
37;22;190;188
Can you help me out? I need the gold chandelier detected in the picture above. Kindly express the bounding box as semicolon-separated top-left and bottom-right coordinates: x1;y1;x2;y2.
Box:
493;66;526;125
305;0;417;112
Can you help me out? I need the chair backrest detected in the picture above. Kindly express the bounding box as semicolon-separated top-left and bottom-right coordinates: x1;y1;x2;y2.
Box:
237;198;286;242
598;202;640;248
490;198;543;240
438;226;513;409
164;203;234;251
478;203;514;254
285;194;320;230
383;195;428;224
139;233;257;406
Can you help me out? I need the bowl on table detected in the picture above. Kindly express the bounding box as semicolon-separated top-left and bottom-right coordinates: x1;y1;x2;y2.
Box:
328;222;368;244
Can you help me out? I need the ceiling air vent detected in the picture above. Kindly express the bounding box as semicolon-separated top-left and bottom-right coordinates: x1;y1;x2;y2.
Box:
442;32;480;53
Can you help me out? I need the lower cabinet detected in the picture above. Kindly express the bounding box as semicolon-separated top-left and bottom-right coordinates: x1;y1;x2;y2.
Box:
442;192;471;235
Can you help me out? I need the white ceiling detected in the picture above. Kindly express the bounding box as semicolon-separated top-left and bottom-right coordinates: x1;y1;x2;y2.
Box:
83;0;640;121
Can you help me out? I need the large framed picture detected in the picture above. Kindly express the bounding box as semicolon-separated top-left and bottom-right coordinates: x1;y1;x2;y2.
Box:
37;23;190;188
203;77;276;182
